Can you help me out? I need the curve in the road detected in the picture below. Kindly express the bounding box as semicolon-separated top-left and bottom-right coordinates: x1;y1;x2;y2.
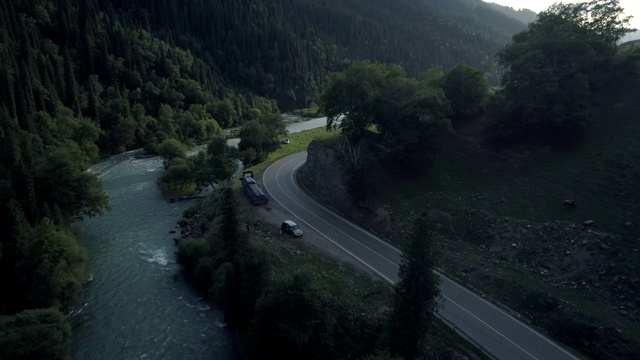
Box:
263;152;581;360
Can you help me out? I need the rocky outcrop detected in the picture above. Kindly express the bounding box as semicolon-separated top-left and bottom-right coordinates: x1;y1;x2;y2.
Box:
299;140;397;238
298;140;354;215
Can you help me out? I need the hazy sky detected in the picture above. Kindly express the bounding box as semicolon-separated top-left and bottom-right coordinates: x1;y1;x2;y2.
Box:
487;0;640;29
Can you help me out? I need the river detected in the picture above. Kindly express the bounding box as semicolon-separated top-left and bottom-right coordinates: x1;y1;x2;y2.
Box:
70;150;236;360
70;116;328;359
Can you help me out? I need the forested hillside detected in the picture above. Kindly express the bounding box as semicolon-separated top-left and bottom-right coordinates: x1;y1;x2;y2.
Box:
108;0;528;108
484;1;538;23
311;1;640;358
0;0;532;358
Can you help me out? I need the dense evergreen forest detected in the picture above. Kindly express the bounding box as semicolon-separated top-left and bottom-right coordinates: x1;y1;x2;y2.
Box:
109;0;529;108
484;1;538;23
0;0;580;358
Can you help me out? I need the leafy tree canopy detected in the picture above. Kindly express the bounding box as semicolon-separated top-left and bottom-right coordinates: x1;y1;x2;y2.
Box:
156;139;188;162
435;63;489;122
190;136;238;188
0;308;71;360
322;61;451;172
33;144;109;221
487;0;635;147
238;114;286;165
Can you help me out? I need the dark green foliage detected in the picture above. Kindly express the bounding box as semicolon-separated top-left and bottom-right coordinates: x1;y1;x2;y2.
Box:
486;0;635;147
6;213;87;312
484;2;538;24
190;136;237;188
176;237;216;292
0;308;71;360
218;188;244;257
238;114;286;165
1;0;278;158
158;136;237;191
322;61;451;174
435;63;489;123
615;41;640;80
323;61;398;139
250;270;336;360
292;103;323;118
156;139;187;162
374;85;451;173
176;191;270;331
220;246;270;328
174;105;222;145
332;302;389;359
177;191;397;360
387;215;440;360
32;143;109;221
335;136;376;202
159;157;192;190
110;0;527;108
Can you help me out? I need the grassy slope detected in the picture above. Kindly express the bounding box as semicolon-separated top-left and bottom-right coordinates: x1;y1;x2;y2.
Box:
358;87;640;356
376;97;640;232
245;127;340;175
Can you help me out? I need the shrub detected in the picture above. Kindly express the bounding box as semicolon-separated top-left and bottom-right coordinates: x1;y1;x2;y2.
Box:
0;308;71;360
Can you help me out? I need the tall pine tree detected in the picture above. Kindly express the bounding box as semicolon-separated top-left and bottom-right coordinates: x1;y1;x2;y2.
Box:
386;214;440;359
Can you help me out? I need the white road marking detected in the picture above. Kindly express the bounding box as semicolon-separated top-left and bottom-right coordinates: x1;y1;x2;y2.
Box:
435;271;580;359
441;293;538;359
263;153;581;360
267;155;399;269
285;155;402;255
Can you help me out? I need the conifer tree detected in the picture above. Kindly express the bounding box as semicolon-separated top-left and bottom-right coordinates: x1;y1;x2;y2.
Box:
387;215;440;359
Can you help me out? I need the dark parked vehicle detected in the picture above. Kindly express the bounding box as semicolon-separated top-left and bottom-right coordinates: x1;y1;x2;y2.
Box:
240;171;268;205
281;220;303;237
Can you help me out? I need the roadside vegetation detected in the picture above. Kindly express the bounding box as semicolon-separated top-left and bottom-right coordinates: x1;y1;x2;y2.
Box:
175;188;486;359
291;103;324;118
1;0;638;358
309;1;640;358
156;113;340;197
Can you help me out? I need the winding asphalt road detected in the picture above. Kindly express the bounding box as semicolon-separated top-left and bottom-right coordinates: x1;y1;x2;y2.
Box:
263;152;581;360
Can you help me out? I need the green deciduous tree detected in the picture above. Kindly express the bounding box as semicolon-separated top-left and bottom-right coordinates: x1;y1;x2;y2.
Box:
175;104;222;144
0;308;71;360
238;113;285;165
33;143;109;221
322;61;400;139
374;82;451;173
437;63;489;122
12;216;87;310
156;138;187;162
190;135;237;188
487;0;634;147
159;157;192;189
322;61;451;173
176;237;214;291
